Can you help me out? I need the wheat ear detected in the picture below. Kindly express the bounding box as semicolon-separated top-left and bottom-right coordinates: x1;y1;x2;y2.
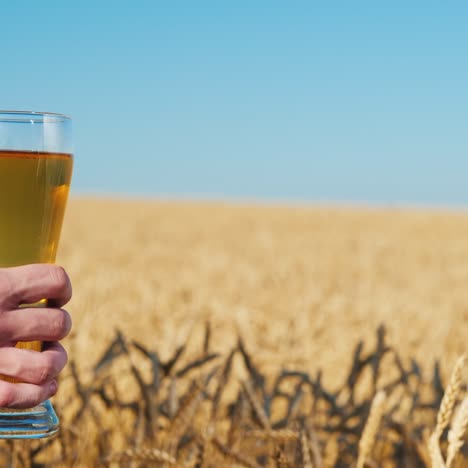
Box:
247;429;299;442
104;447;176;464
356;391;386;468
434;357;466;438
446;396;468;468
429;356;466;468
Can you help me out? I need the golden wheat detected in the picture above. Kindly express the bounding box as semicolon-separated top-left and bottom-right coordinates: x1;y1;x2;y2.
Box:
242;379;271;430
300;430;313;468
104;447;176;464
3;198;467;466
246;429;299;442
357;391;386;468
305;421;323;468
211;437;259;468
428;434;446;468
60;200;468;389
447;396;468;468
429;356;466;466
434;357;466;438
170;381;204;434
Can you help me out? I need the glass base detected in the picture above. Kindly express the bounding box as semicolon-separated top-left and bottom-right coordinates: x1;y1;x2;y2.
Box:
0;400;59;439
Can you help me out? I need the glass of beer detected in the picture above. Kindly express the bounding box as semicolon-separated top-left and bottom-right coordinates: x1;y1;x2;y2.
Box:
0;111;73;438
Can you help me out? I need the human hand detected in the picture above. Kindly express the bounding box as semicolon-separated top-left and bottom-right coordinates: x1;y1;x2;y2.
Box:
0;264;72;408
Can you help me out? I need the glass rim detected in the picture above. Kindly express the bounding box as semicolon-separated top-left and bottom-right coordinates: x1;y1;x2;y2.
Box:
0;110;71;123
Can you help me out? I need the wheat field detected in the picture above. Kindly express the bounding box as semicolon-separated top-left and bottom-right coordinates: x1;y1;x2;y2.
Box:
61;199;468;381
4;198;468;466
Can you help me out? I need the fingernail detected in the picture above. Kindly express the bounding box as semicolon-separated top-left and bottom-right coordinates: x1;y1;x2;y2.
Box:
49;380;58;395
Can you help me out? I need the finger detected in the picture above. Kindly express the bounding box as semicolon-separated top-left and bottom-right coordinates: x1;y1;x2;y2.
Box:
0;264;72;309
0;308;72;342
0;379;58;409
0;343;67;385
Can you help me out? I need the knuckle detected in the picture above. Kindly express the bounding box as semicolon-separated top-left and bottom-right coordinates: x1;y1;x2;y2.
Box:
0;270;18;307
0;384;14;407
36;359;55;385
50;312;69;339
9;359;24;380
49;266;69;292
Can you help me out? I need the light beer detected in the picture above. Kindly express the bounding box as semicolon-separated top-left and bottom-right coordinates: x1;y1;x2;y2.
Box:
0;150;73;354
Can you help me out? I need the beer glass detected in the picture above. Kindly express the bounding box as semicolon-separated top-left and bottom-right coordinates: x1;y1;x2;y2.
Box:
0;111;73;438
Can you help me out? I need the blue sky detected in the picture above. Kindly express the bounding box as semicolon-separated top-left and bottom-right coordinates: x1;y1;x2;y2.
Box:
2;1;468;205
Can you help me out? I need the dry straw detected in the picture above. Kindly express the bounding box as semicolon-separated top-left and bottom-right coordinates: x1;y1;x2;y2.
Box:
357;391;386;468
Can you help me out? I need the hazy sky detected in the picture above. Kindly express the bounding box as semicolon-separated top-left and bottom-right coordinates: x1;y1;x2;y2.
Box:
2;2;468;205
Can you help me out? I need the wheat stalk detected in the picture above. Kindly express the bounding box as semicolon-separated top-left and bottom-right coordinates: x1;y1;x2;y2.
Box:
104;447;176;464
428;433;446;468
169;379;204;439
356;391;386;468
242;380;271;430
274;447;291;467
446;396;468;468
168;376;179;418
194;438;207;468
211;436;260;468
300;430;313;468
246;429;299;442
304;419;323;468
